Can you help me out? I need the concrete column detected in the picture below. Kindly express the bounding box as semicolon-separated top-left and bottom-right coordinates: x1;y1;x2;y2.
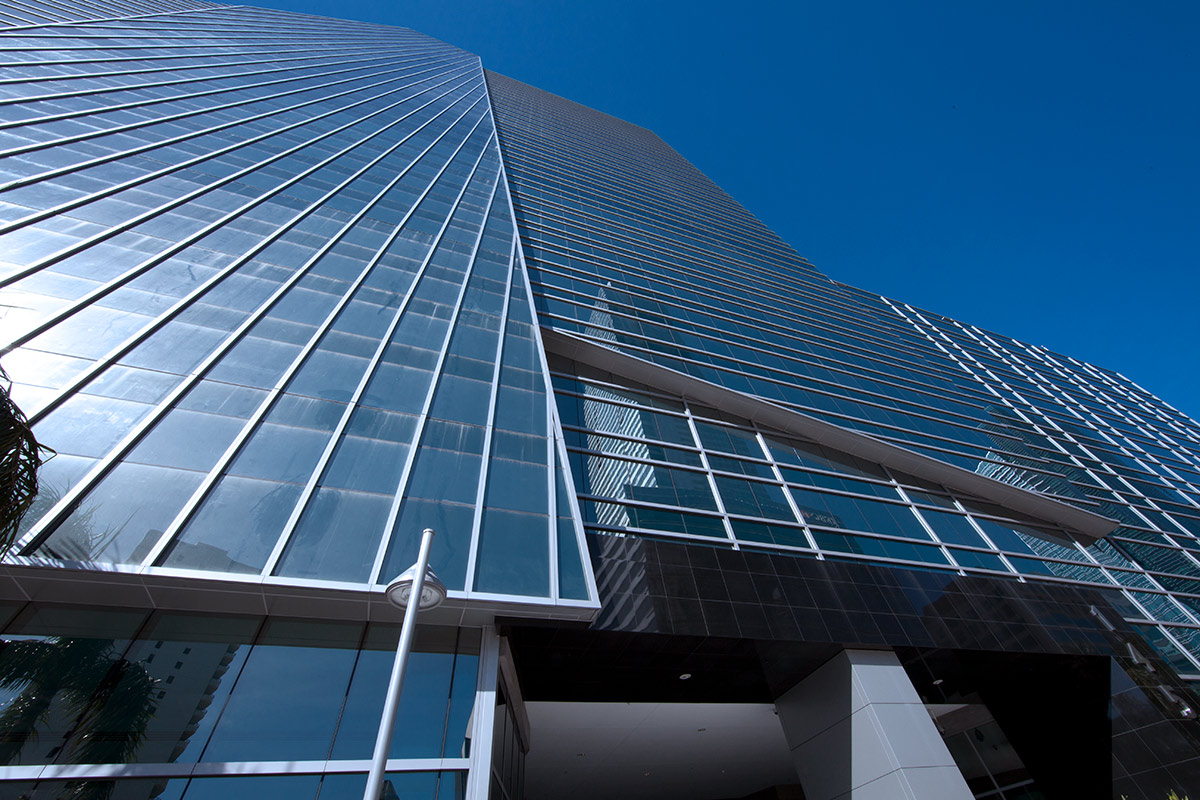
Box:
775;649;972;800
463;626;501;800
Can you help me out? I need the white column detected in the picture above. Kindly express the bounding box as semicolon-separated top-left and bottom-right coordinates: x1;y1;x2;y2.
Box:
775;649;972;800
463;626;501;800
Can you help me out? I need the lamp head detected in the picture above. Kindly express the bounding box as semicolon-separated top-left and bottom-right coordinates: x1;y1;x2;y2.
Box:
385;564;448;610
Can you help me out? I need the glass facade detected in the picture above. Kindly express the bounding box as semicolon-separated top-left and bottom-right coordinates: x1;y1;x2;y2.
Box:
0;601;476;798
2;1;1200;797
484;70;1200;677
0;2;593;608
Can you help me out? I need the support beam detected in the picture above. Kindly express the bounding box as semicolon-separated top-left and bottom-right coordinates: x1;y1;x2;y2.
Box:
775;649;971;800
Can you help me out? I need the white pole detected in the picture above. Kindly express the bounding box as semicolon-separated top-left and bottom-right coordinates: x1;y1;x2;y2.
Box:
362;527;436;800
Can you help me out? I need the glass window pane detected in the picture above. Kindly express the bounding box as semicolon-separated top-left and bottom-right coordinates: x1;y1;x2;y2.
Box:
714;476;795;521
474;509;549;596
731;519;811;549
918;509;988;548
38;463;203;564
274;487;391;583
199;619;361;762
316;771;465;800
584;502;727;539
330;626;467;759
948;548;1008;572
0;606;149;765
0;778;188;799
179;774;322;800
164;476;302;574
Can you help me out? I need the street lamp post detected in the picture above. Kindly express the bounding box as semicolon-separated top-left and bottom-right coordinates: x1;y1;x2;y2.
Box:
362;527;448;800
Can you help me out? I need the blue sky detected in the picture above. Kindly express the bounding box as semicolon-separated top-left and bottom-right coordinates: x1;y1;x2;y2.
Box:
252;0;1200;419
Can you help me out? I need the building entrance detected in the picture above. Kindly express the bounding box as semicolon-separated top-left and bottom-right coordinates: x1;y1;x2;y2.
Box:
502;628;1111;800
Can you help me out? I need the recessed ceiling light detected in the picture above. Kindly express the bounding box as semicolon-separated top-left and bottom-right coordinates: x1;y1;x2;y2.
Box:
932;678;944;685
679;673;692;680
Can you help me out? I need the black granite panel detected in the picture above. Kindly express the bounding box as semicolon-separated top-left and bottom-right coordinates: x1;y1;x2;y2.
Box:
585;533;1200;796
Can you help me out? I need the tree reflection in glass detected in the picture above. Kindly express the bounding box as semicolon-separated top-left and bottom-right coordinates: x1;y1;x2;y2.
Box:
0;636;157;798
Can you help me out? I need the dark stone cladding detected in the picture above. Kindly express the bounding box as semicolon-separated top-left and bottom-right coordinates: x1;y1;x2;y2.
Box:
587;533;1200;798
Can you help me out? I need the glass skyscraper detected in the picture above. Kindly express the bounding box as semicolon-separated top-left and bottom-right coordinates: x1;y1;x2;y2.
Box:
1;2;1199;798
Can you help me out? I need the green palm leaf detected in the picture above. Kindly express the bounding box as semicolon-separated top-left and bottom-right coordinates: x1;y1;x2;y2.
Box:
0;364;52;553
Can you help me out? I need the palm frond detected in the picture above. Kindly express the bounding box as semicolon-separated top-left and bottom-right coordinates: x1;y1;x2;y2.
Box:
0;364;53;553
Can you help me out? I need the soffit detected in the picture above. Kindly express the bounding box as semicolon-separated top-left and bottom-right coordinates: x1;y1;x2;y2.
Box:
542;328;1118;543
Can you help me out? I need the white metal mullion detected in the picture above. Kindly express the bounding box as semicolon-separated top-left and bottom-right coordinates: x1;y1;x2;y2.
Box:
0;54;476;231
0;38;455;104
887;473;963;574
22;79;483;427
0;23;428;50
1135;494;1196;537
1122;592;1170;624
508;259;600;604
340;129;498;586
937;492;1022;579
0;0;97;25
585;519;772;549
0;24;416;49
0;35;455;111
15;99;491;557
682;404;739;550
531;290;989;432
1153;626;1200;674
461;235;517;594
0;44;394;87
4;70;479;354
0;57;471;203
0;41;417;72
536;323;1010;463
999;393;1141;512
907;474;1022;582
0;5;219;32
1118;578;1200;629
1170;548;1200;582
892;302;1092;493
958;326;1145;500
0;758;472;782
891;301;1012;411
0;51;464;151
550;405;601;605
516;256;570;600
257;120;496;579
486;140;582;599
0;0;54;25
575;491;735;517
546;390;559;602
751;426;820;555
468;70;573;591
0;62;475;265
1139;590;1200;628
136;113;494;570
